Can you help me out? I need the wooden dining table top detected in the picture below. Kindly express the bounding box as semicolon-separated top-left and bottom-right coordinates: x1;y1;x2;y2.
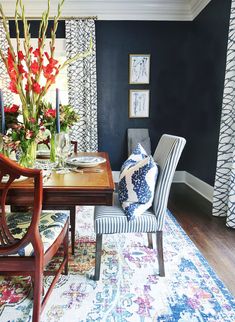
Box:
6;152;114;190
0;152;115;207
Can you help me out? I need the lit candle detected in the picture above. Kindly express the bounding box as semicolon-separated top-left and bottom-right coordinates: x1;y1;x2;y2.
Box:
56;88;60;133
0;89;5;135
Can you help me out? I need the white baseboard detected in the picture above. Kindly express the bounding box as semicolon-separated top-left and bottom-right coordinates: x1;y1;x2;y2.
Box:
112;170;213;203
173;171;213;202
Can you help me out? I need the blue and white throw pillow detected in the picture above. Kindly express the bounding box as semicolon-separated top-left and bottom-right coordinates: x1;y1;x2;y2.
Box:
118;156;158;221
120;143;148;175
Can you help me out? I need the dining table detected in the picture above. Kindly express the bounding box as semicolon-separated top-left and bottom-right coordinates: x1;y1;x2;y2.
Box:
1;152;115;254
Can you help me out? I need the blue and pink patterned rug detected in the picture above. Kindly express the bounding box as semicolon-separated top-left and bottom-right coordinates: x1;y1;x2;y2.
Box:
0;207;234;322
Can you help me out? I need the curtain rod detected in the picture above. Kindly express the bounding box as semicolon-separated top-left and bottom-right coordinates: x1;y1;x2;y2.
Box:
2;16;98;20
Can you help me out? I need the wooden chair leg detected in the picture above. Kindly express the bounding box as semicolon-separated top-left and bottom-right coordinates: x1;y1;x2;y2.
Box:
32;261;43;322
156;231;165;277
147;233;153;248
93;234;102;281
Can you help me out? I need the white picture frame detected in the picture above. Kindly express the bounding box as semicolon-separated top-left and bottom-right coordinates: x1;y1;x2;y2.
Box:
129;54;150;84
129;89;150;118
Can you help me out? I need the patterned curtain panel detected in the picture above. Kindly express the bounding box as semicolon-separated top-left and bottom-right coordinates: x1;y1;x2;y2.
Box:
65;19;98;152
0;20;13;106
213;1;235;228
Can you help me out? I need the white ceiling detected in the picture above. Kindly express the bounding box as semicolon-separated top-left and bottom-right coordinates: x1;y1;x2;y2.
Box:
0;0;211;21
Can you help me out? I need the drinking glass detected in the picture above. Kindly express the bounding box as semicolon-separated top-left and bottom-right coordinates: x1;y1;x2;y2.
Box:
55;132;70;172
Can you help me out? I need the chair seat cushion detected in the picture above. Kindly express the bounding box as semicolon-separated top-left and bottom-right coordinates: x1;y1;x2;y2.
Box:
1;211;69;257
95;194;158;234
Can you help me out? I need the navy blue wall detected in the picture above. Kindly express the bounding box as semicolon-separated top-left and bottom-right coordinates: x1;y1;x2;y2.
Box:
96;0;231;185
9;0;231;185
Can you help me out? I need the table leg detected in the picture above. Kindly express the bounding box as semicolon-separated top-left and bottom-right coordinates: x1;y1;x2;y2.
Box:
70;206;76;255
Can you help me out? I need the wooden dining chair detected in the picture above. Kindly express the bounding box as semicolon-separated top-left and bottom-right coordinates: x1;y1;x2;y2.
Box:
92;134;186;281
0;154;69;322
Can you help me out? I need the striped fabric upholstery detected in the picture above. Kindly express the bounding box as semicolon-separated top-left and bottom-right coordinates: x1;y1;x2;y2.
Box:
95;194;157;234
153;135;186;230
94;134;186;235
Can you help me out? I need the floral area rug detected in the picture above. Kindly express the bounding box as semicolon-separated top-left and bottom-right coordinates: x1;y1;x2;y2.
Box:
0;207;234;322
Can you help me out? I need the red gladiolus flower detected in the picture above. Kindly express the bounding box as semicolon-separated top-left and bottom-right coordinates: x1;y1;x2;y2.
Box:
7;48;14;70
9;69;17;81
32;82;41;94
45;109;56;118
48;75;56;84
18;51;25;61
25;83;29;92
5;104;19;113
8;81;18;94
43;64;54;79
33;48;40;58
45;52;58;67
29;47;33;53
31;61;40;74
18;64;25;74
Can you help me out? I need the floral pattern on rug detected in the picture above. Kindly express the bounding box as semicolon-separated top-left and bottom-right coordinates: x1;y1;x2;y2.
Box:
0;206;234;322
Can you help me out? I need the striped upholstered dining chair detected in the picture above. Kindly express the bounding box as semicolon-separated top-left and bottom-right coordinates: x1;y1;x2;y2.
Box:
91;134;186;281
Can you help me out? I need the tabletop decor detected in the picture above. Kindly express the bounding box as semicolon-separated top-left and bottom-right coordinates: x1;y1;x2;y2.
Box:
0;0;91;167
40;101;79;162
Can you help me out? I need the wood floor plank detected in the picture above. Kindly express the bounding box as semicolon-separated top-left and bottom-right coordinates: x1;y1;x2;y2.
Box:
168;183;235;296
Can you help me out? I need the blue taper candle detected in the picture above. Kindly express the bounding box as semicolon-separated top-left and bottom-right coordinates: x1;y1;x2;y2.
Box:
0;90;5;135
56;88;60;133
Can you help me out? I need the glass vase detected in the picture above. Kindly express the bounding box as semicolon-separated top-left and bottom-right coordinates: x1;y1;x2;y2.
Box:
19;140;37;168
50;133;56;163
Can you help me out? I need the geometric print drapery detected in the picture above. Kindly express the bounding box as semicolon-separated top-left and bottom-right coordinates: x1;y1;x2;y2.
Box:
0;20;13;106
213;0;235;228
65;19;98;151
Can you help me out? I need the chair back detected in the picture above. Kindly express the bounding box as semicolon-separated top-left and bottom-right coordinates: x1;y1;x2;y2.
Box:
152;134;186;230
128;128;151;156
0;154;43;255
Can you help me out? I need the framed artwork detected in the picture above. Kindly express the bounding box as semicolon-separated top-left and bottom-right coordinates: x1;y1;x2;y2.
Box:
129;89;150;118
129;54;150;84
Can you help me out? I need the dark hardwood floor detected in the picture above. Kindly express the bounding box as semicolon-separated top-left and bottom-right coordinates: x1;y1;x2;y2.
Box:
168;183;235;296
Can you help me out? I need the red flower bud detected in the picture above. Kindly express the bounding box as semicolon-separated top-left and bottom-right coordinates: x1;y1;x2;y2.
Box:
25;83;29;92
33;48;40;58
18;51;25;61
29;117;36;123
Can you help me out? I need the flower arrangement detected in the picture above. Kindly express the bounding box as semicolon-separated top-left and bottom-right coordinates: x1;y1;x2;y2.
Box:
0;0;91;166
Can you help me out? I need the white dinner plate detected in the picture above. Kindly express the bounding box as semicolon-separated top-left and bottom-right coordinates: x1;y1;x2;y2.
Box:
66;156;106;168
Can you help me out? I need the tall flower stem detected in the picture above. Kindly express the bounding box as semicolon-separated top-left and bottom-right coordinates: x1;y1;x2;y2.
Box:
50;133;56;162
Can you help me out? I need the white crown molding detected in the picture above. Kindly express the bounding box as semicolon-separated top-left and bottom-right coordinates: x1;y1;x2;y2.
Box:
0;0;211;21
190;0;212;20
